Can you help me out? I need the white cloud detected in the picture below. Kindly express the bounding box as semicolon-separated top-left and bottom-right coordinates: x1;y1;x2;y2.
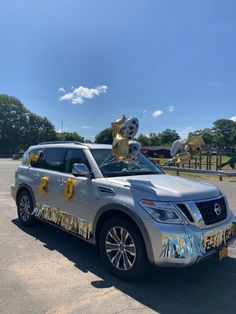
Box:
167;105;175;112
59;85;108;104
230;116;236;122
58;87;65;93
71;97;84;105
60;92;74;101
152;110;163;117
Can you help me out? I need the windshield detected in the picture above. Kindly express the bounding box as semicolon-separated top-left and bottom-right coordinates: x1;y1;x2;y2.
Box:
91;149;163;178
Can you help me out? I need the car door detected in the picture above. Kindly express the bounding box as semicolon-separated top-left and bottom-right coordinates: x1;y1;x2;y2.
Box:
24;148;43;198
32;147;67;208
53;148;93;222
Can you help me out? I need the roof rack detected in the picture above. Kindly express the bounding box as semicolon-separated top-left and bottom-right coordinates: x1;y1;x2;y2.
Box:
38;141;85;145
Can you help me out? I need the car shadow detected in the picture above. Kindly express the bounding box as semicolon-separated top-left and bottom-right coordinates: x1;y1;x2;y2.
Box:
12;218;236;314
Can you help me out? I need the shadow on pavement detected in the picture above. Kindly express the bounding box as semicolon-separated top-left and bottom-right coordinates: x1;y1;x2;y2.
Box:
13;218;236;314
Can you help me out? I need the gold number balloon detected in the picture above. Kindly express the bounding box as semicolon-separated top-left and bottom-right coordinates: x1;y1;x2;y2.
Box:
39;176;49;194
64;178;76;201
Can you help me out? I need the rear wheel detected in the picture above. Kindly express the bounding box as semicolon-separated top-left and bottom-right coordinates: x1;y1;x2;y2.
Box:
17;190;36;226
99;217;150;280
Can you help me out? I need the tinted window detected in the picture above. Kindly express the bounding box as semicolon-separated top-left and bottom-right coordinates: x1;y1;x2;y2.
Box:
40;148;67;172
64;149;91;173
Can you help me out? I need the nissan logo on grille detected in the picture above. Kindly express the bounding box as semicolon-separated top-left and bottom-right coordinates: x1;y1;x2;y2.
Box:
214;203;222;216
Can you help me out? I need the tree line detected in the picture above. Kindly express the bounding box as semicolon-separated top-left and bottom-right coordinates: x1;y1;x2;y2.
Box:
94;128;180;146
0;94;84;154
1;94;236;154
135;119;236;152
95;121;236;152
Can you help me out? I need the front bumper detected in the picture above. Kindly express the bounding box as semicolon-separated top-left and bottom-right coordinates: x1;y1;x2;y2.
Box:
147;212;236;267
11;184;17;201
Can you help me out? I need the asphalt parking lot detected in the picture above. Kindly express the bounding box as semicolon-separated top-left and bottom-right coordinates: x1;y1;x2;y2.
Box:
1;159;236;314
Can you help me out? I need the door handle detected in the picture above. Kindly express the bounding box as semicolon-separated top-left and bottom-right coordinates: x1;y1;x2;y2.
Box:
57;178;66;185
33;173;40;179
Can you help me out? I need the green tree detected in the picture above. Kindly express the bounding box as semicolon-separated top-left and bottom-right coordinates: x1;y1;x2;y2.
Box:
148;133;161;146
26;113;57;146
137;130;179;146
0;94;29;153
193;128;216;146
213;119;236;150
231;125;236;151
95;128;113;144
57;131;84;142
159;129;180;145
84;139;93;143
0;94;57;154
136;134;150;146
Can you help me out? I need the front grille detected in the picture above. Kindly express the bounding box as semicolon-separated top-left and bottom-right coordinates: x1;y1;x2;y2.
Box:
196;197;227;225
177;204;194;222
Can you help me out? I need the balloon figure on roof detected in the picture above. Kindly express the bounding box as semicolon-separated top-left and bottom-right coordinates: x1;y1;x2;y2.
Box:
169;133;205;164
111;115;141;162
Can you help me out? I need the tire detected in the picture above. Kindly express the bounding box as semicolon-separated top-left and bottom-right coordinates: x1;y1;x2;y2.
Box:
99;217;150;280
17;190;37;226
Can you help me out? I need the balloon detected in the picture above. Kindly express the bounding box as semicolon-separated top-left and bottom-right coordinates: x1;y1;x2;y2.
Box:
186;133;205;147
169;133;205;164
127;140;141;162
39;176;49;194
121;117;139;139
111;115;141;162
111;115;126;138
112;137;129;161
172;152;192;164
170;139;186;157
27;150;42;166
64;178;76;201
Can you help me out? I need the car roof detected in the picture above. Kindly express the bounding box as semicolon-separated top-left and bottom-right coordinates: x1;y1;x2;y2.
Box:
28;142;112;151
85;143;112;149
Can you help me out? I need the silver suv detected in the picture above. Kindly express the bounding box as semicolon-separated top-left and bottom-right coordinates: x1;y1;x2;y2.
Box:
11;142;236;280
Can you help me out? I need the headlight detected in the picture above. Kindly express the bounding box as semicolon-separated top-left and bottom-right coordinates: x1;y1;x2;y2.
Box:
139;200;185;224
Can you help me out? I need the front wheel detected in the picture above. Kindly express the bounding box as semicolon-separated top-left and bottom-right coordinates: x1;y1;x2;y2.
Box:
99;217;150;280
17;190;37;226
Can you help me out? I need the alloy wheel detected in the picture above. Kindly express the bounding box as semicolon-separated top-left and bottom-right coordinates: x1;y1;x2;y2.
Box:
19;194;31;222
105;227;136;271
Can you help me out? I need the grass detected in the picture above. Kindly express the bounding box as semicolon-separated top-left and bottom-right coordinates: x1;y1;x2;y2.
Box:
164;169;236;182
150;155;232;169
148;155;235;182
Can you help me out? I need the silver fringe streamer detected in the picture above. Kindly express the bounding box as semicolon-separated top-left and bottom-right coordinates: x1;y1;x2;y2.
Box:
32;205;92;239
160;223;236;259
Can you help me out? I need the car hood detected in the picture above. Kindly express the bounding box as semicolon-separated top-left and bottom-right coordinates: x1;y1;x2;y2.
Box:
105;174;221;202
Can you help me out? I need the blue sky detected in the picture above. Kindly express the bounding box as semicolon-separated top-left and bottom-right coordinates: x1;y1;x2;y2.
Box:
0;0;236;140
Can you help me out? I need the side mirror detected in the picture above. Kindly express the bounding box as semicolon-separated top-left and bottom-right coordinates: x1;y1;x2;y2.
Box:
72;163;90;177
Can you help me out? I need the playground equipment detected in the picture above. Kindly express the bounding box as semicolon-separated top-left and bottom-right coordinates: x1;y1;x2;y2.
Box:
165;151;236;172
220;154;236;170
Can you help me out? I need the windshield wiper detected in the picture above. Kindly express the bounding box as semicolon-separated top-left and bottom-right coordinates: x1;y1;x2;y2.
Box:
129;171;159;176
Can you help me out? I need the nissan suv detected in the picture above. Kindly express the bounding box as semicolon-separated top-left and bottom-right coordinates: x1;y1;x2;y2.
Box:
11;142;236;280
